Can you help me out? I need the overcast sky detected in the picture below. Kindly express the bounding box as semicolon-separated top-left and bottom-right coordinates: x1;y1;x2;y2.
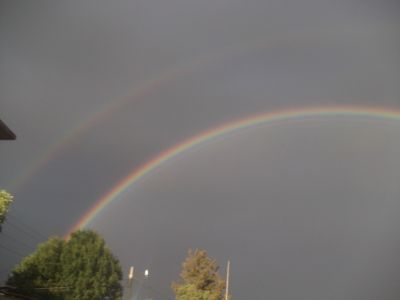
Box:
1;0;400;299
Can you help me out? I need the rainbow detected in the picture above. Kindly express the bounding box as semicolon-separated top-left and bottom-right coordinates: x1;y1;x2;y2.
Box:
8;55;208;191
66;106;400;237
10;26;366;192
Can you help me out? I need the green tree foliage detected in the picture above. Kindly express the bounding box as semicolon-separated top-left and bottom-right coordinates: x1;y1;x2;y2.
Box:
172;249;226;300
60;230;122;300
0;189;13;231
7;237;65;299
7;230;123;300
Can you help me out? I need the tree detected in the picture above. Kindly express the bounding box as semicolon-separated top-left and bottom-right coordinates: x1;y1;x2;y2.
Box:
7;230;123;300
60;230;123;300
7;237;65;300
172;249;226;300
0;189;13;231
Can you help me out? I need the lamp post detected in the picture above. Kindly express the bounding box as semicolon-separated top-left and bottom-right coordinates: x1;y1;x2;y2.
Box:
123;267;150;300
123;266;134;300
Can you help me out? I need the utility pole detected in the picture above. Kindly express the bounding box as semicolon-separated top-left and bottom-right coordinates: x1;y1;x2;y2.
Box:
225;260;230;300
123;266;134;300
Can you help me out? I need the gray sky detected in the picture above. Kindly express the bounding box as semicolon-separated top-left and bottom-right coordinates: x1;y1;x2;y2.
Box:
1;0;400;298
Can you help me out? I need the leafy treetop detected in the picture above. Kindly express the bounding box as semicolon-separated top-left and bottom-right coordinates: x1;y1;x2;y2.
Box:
172;249;226;300
0;189;13;227
7;229;123;300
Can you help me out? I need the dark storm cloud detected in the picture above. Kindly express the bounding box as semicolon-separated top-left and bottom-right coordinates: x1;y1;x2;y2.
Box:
1;0;399;298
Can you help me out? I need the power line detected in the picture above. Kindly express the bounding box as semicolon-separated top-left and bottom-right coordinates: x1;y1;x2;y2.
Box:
142;283;173;300
0;230;36;251
6;214;47;240
0;266;12;277
8;214;47;238
32;286;70;291
3;219;44;243
3;277;172;299
133;276;173;300
0;243;26;258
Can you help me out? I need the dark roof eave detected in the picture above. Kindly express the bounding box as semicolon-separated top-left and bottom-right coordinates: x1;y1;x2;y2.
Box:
0;120;16;140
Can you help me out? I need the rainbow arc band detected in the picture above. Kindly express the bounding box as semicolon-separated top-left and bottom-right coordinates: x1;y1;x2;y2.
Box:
65;106;400;238
11;26;373;192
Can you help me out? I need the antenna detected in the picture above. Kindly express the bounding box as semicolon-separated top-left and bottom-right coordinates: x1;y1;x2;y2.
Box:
225;260;230;300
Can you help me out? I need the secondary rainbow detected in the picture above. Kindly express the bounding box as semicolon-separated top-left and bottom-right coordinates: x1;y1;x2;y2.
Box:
66;106;400;237
11;27;362;192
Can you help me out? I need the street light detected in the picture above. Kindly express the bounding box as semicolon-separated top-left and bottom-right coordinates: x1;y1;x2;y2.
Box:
123;267;150;300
